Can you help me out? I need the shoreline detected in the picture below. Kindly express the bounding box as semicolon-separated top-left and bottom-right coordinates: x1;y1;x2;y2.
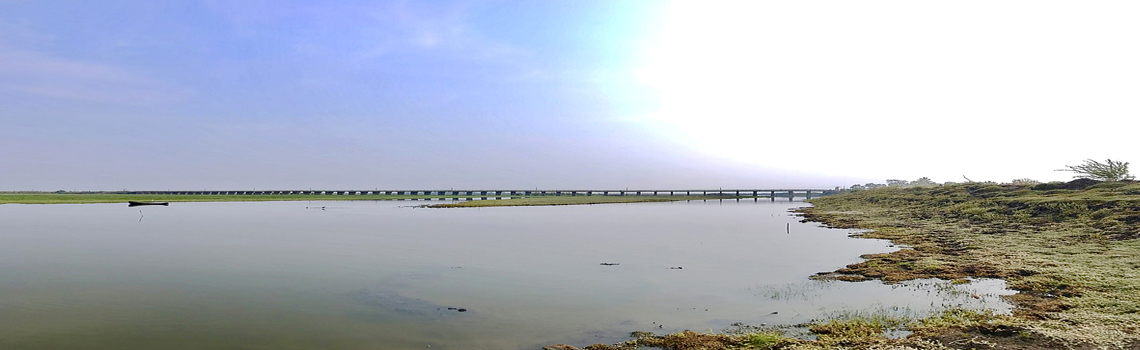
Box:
559;181;1140;349
791;182;1140;349
14;184;1137;348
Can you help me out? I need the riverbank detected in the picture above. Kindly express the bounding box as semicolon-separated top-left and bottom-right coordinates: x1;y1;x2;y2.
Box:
795;181;1140;348
559;180;1140;349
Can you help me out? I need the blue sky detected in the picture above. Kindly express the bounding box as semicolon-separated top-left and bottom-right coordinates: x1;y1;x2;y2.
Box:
3;1;1139;190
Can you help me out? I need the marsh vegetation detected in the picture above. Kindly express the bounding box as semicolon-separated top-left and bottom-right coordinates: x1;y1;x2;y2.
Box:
799;180;1140;348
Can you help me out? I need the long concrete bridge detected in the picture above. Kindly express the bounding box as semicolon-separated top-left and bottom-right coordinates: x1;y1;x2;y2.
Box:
122;189;834;198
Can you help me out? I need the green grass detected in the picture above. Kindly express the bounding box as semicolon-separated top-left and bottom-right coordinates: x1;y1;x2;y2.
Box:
744;332;786;349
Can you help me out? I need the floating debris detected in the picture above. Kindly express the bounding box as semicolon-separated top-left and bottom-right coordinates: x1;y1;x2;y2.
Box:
128;201;168;207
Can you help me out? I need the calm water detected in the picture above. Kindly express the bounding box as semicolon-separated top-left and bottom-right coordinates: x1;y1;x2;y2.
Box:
0;200;1011;350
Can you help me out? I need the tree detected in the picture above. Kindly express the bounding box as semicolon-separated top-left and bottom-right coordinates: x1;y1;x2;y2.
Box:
911;177;937;187
1058;158;1135;181
886;179;908;187
1010;178;1040;185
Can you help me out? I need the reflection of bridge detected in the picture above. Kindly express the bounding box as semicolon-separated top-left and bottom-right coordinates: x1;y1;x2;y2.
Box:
124;189;833;199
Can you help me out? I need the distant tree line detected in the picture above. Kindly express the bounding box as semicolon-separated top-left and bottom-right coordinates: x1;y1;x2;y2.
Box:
842;159;1133;193
847;177;939;191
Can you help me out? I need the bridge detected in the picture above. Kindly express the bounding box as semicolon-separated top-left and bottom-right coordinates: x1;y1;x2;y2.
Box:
121;189;834;199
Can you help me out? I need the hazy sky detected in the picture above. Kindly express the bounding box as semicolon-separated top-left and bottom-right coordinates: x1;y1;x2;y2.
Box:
2;1;1138;190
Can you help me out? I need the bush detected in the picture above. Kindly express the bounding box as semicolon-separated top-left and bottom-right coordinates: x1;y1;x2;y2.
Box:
1058;158;1134;181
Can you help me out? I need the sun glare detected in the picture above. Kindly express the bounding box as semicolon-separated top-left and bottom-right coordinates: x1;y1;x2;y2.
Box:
636;2;817;169
635;1;1140;182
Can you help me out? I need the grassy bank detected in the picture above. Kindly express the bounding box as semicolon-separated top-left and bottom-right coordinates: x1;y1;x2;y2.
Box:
558;181;1140;349
427;195;743;208
795;181;1140;348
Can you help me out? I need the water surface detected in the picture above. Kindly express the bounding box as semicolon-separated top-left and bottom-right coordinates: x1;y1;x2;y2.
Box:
0;200;1010;349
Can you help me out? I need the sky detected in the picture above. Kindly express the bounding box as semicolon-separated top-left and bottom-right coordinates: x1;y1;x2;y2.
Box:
2;1;1138;191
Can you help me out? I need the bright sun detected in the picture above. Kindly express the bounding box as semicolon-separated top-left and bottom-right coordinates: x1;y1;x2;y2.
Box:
633;1;1140;183
634;2;834;170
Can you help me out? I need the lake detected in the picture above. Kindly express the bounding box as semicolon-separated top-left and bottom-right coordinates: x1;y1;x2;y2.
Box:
0;199;1012;349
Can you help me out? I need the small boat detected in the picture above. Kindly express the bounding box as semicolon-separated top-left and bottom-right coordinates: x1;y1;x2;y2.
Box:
128;201;169;207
